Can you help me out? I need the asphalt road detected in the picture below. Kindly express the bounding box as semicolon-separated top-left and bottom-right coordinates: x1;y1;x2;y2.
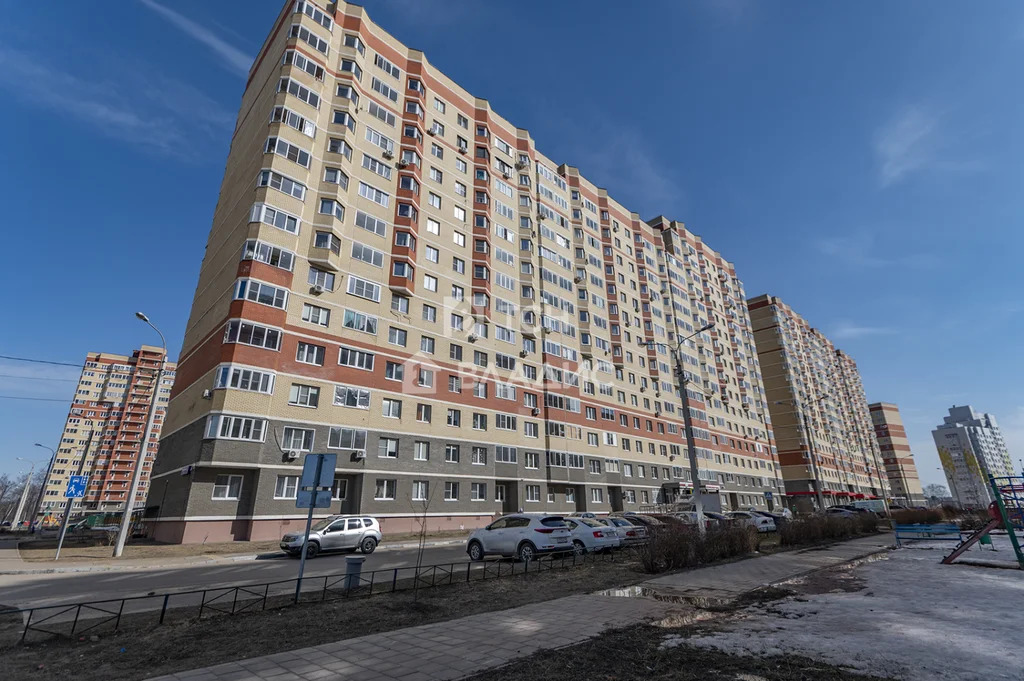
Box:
0;542;477;611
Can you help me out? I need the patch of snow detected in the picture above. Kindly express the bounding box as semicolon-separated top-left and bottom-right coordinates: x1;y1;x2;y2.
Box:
672;548;1024;681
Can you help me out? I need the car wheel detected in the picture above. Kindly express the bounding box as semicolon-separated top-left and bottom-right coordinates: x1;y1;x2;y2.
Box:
305;542;319;559
360;537;378;554
516;541;536;562
572;540;586;556
467;541;484;561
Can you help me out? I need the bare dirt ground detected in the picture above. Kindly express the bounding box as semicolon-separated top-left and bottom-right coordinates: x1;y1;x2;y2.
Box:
17;530;468;562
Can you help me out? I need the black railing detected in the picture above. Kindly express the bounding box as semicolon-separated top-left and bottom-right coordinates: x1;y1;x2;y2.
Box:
0;549;627;644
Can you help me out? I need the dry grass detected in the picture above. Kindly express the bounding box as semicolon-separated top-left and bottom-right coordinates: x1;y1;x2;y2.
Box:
17;530;468;563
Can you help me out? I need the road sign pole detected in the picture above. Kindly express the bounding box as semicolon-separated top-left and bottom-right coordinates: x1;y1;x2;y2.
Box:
294;454;324;604
55;431;93;561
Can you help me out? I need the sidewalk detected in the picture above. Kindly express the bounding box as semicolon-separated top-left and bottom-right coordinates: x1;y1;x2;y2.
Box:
0;537;466;575
146;535;893;681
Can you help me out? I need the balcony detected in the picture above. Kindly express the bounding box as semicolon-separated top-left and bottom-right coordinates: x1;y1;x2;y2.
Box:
307;230;343;271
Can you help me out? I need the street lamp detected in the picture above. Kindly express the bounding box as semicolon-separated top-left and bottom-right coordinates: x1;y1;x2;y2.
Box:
30;442;57;524
112;312;168;558
644;321;714;535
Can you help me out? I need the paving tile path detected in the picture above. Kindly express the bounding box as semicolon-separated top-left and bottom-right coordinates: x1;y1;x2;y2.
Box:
147;535;893;681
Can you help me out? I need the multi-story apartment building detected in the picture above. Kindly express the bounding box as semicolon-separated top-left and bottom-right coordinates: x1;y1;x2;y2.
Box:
868;402;925;506
38;346;175;520
748;295;888;510
932;405;1014;508
147;0;782;543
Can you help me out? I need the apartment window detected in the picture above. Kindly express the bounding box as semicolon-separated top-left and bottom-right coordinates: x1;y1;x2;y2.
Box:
257;169;306;200
388;327;407;346
423;304;437;322
250;203;300;235
525;485;540;502
444;482;459;501
447;408;461;426
378;437;398;458
328;427;367;451
495;414;517;430
425;245;439;263
347;275;381;301
355;211;387;238
624;489;636;504
362;153;393;180
234;279;287;309
525;422;538;438
416;403;432;423
448;376;462;393
589;460;601;474
423;274;438;292
288;384;320;408
296;342;325;366
215;365;275;394
332;478;348;500
412;480;429;502
471;446;487;465
302;303;330;326
414;441;430;461
374;479;396;500
472;413;487;430
385;361;404;381
224;321;281;351
328;137;352;159
333;384;370;408
358;181;390;207
591;488;604;504
371;77;399;102
445;444;460;463
417;367;434;387
206;415;266;442
212;475;243;500
282;427;314;451
274;475;299;499
473;382;487;399
470;482;486;501
495;484;507;502
382;398;402;418
343;309;378;334
266;136;311;167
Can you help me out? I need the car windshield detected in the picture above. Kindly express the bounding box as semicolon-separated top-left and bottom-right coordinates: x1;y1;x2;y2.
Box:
579;518;603;528
310;518;335;532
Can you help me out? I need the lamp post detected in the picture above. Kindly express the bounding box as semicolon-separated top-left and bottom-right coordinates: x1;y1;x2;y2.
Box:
645;322;715;535
30;443;57;525
112;312;168;558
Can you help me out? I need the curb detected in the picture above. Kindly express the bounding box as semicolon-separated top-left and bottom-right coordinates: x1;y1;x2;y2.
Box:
0;538;468;575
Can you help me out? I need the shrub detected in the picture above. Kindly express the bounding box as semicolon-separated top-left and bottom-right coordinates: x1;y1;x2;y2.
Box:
637;524;758;574
891;508;944;525
778;515;877;547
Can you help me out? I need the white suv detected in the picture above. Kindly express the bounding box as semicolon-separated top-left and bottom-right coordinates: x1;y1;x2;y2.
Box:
466;515;571;561
281;515;382;558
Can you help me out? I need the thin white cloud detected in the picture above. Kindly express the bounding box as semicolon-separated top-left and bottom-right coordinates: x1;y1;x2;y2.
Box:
0;47;233;160
830;323;897;340
138;0;252;76
814;232;938;270
873;105;983;187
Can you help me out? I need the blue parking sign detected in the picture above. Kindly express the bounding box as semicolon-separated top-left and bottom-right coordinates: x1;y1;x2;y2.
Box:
65;475;88;498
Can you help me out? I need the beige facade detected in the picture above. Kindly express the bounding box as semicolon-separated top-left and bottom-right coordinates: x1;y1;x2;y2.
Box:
148;0;783;543
868;402;925;506
748;295;889;509
38;346;175;520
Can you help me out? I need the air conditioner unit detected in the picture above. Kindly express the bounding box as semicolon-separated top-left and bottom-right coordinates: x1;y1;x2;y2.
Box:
515;161;527;170
468;335;478;343
502;173;511;180
285;451;299;461
532;408;540;416
574;276;583;283
427;128;436;136
201;389;213;400
537;213;546;221
519;350;528;358
353;450;366;460
397;160;409;169
458;147;468;154
613;226;619;233
311;284;325;295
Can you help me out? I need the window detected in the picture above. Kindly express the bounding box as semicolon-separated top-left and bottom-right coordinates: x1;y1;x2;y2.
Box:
453;231;466;247
302;303;330;326
625;489;636;504
334;384;370;408
448;376;462;393
351;242;385;267
382;398;402;418
412;480;429;501
347;275;381;301
392;295;410;313
288;384;320;408
250;203;300;235
388;327;407;346
288;23;328;54
332;478;348;500
340;58;362;79
343;309;378;334
234;279;287;309
278;76;320;109
495;445;517;463
423;304;437;322
417;367;433;387
212;475;242;500
445;444;460;463
328;427;367;451
257;169;306;200
374;52;400;77
215;365;275;394
371;77;399;102
358;181;390;207
414;441;430;461
525;452;539;469
495;413;517;430
362;153;393;180
378;437;398;458
471;446;487;465
471;482;486;501
589;460;601;474
385;361;404;381
526;485;540;502
591;488;604;503
296;342;325;366
367;101;396;127
308;267;336;291
525;422;538;438
425;245;439;263
282;427;314;451
206;415;267;442
374;479;396;500
472;413;487;430
224;320;281;351
420;337;435;355
416;403;432;422
444;482;459;501
355;210;387;237
423;274;438;292
328;137;352;159
274;475;298;499
266;136;311;167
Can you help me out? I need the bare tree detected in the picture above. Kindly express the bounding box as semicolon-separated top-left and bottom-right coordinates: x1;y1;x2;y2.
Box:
409;483;436;601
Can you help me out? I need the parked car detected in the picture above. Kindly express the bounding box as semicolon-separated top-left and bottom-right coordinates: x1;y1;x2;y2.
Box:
563;517;620;554
618;514;666;532
751;510;789;528
466;514;571;561
568;511;597;519
824;507;858;518
834;504;872;514
280;515;382;558
727;511;776;533
702;511;736;526
596;517;648;546
670;511;720;531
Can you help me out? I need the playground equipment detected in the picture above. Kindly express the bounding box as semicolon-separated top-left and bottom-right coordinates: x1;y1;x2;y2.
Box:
941;475;1024;568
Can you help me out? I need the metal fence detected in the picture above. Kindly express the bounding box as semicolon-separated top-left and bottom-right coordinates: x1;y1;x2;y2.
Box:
0;549;627;644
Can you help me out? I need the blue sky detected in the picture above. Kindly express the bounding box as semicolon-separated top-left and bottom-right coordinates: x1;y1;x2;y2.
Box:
1;0;1022;488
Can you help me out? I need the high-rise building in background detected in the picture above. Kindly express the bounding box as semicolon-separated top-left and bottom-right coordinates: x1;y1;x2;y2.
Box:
868;402;925;506
932;405;1013;508
147;0;782;543
38;347;175;520
747;295;889;510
